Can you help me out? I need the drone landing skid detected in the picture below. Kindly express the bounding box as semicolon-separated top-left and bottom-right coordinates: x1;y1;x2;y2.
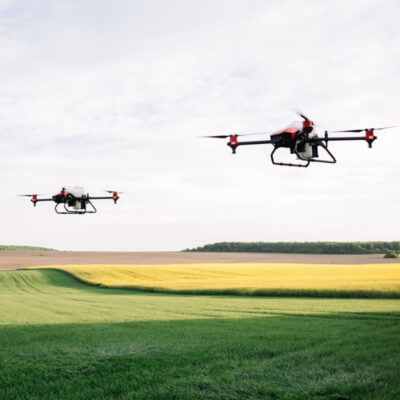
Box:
55;200;97;215
270;146;310;168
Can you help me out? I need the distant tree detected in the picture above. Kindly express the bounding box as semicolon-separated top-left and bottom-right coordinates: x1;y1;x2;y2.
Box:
384;250;398;259
0;245;54;251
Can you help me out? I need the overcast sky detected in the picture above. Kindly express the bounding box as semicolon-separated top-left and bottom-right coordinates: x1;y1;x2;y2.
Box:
0;0;399;251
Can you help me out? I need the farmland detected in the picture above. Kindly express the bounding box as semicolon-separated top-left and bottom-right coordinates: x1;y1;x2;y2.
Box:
30;263;400;298
1;266;400;399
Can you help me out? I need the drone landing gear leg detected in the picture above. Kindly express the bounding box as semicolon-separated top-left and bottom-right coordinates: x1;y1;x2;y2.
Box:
295;143;336;164
55;203;85;214
55;203;67;214
270;146;310;168
85;200;97;214
54;201;97;214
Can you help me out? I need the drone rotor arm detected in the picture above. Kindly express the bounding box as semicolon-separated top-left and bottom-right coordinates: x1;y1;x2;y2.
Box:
34;198;54;202
87;196;114;200
234;139;273;146
88;191;121;204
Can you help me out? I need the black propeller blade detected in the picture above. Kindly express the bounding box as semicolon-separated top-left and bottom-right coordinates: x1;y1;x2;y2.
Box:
199;132;269;139
104;190;124;194
374;126;400;130
298;112;309;121
293;109;310;121
198;135;234;139
330;126;399;133
330;129;364;133
18;193;46;197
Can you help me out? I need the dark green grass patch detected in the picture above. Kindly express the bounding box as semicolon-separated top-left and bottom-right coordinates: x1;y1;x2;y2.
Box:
95;284;400;299
1;316;400;399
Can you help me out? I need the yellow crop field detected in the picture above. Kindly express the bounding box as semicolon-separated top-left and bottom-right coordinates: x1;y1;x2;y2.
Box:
31;263;400;298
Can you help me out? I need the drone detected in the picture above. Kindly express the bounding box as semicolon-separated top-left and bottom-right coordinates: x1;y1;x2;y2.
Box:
201;112;399;167
20;186;120;214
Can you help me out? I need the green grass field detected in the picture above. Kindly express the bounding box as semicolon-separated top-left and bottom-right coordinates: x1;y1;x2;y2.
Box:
1;269;400;399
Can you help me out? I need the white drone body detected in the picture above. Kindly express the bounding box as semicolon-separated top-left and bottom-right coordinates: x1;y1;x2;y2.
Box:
65;186;86;197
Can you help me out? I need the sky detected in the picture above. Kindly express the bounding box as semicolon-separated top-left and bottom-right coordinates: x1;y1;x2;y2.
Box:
0;0;399;251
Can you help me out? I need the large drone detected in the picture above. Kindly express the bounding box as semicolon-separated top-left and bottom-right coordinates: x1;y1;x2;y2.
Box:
20;186;120;214
201;112;399;167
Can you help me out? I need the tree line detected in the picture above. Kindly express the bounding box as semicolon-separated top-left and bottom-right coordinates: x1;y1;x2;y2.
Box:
183;241;400;254
0;245;54;251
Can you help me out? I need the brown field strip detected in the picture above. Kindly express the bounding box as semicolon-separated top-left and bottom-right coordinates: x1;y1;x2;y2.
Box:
1;251;399;270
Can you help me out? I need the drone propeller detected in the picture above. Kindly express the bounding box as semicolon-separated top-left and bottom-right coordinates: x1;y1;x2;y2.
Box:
293;109;311;121
198;131;269;139
330;126;399;133
18;193;48;207
298;112;309;121
198;135;232;139
103;190;121;204
18;193;47;197
104;190;124;194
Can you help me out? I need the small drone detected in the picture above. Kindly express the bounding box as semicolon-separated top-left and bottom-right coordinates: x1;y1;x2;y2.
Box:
201;112;399;167
20;186;120;214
